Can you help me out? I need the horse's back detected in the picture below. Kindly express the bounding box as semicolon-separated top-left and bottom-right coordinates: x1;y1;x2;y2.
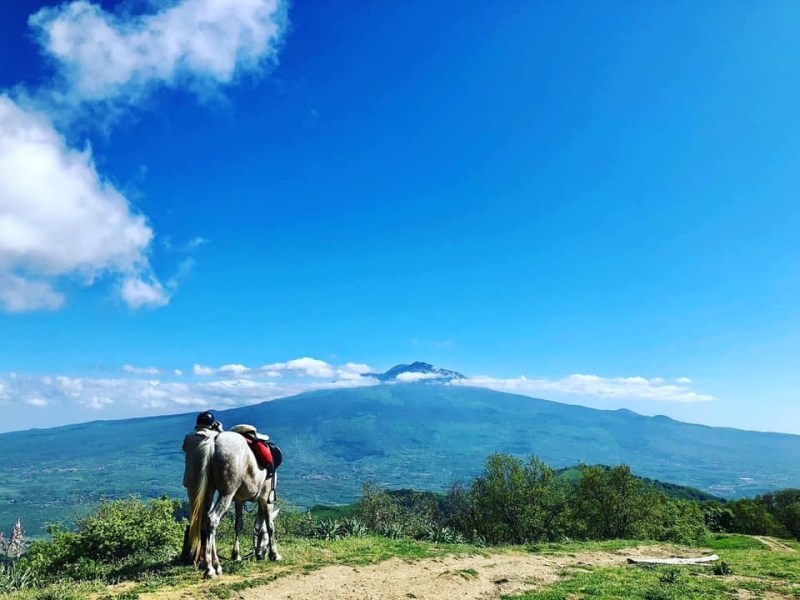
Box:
211;431;265;500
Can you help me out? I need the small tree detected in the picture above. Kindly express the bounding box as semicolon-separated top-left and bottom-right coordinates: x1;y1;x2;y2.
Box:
452;453;569;544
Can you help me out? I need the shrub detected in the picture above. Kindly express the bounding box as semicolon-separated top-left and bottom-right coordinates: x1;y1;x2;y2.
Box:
448;454;569;544
355;482;448;539
21;496;185;582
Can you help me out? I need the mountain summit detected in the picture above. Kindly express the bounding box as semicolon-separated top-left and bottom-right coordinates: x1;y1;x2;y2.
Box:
366;361;466;383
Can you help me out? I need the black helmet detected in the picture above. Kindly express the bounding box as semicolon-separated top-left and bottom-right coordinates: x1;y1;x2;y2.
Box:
196;411;215;427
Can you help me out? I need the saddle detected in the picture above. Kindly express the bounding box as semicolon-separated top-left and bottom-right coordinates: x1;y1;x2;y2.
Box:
230;424;282;475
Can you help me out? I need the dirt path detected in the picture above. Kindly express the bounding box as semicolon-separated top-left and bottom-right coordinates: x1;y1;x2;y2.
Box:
227;545;688;600
753;536;797;552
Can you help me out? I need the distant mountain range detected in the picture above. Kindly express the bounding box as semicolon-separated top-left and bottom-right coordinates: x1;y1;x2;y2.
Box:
2;363;800;536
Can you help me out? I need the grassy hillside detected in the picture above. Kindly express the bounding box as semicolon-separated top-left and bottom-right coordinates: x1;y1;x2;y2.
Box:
3;535;800;600
2;384;799;535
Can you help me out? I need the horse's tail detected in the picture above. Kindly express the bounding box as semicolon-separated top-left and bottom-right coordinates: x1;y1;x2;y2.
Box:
188;435;215;564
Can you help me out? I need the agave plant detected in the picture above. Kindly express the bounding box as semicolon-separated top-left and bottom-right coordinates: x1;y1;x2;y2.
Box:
339;517;368;538
378;522;405;539
422;524;464;544
314;518;342;540
0;561;34;593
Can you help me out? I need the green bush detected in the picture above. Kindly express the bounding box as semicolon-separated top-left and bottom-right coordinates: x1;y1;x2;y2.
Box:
448;454;569;544
21;496;185;583
355;482;446;539
568;465;707;543
273;505;315;539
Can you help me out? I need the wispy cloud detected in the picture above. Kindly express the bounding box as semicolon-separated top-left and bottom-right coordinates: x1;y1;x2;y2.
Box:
122;364;161;375
186;237;209;250
433;340;455;349
30;0;288;114
451;374;715;403
190;358;373;380
24;397;49;408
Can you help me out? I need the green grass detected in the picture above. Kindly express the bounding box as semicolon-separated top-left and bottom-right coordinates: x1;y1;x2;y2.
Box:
3;534;800;600
505;533;800;600
307;503;357;521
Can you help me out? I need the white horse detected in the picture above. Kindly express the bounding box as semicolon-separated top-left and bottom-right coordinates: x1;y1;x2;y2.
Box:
186;431;281;578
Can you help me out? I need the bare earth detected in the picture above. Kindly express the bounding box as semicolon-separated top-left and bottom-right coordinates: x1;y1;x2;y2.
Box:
754;536;797;552
136;545;696;600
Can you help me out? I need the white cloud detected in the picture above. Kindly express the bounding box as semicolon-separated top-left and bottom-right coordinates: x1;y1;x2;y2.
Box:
80;395;113;410
259;357;336;378
676;377;692;384
451;373;715;403
194;358;376;380
29;0;288;110
396;372;441;383
24;397;49;408
120;276;170;309
219;364;250;375
336;362;373;380
0;273;65;313
123;364;160;375
0;95;165;312
174;369;184;376
186;237;209;250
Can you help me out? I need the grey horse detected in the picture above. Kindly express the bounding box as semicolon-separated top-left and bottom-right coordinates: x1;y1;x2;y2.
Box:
186;430;281;578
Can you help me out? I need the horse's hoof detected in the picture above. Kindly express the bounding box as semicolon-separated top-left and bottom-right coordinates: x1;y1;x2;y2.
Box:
270;553;282;562
204;570;218;580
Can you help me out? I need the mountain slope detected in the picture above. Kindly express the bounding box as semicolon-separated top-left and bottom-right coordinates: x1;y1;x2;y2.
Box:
2;384;800;535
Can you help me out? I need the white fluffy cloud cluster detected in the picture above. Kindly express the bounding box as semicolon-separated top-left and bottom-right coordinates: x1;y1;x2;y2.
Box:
0;358;379;416
193;358;374;380
451;373;715;403
0;0;287;312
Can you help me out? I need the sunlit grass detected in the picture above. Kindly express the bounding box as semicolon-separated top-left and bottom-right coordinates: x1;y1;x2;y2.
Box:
3;534;800;600
506;533;800;600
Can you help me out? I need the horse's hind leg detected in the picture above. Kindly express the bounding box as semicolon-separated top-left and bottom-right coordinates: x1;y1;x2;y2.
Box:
232;501;244;561
206;492;235;578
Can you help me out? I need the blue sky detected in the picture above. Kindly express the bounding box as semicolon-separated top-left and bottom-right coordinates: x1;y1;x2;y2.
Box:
1;0;799;434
